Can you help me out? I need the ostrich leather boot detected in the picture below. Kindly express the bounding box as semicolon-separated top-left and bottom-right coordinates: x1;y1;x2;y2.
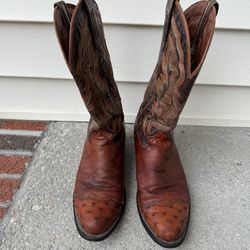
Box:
54;0;125;241
134;0;218;247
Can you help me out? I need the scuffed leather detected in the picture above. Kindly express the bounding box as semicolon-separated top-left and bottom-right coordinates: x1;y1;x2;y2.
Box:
53;0;125;237
135;0;218;244
74;129;125;235
135;132;189;242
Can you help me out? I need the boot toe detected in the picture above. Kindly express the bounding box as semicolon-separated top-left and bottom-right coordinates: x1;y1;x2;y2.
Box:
74;198;123;237
141;201;189;243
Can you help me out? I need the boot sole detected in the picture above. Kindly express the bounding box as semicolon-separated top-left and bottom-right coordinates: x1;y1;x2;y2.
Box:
136;194;190;248
73;190;126;241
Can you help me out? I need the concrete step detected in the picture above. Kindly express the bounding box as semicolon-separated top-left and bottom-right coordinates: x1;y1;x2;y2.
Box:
0;122;249;250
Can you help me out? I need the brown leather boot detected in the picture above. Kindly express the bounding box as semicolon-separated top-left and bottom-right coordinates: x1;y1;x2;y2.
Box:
134;0;218;247
53;0;125;241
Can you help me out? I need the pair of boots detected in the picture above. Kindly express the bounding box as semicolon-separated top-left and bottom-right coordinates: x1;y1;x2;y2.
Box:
54;0;218;247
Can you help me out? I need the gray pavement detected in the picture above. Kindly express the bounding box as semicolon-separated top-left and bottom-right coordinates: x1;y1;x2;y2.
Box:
0;122;249;250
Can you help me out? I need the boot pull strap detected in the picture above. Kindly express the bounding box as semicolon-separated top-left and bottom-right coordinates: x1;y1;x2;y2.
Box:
161;0;176;52
190;0;219;58
54;1;71;29
84;0;113;78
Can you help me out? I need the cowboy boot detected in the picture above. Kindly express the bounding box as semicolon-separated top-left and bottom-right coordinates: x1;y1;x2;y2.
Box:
134;0;219;247
53;0;125;241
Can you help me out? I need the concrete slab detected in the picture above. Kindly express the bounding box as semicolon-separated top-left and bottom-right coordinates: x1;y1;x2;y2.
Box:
0;122;249;250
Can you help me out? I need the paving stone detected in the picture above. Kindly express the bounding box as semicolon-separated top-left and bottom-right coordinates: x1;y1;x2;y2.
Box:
0;120;49;224
0;156;31;174
0;135;41;151
0;209;6;220
0;179;21;203
0;120;48;131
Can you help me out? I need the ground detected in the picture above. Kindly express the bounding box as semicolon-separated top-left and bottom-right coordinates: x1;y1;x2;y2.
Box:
0;122;249;250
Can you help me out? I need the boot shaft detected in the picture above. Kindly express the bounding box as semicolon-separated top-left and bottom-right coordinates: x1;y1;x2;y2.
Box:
54;0;124;134
135;0;218;140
